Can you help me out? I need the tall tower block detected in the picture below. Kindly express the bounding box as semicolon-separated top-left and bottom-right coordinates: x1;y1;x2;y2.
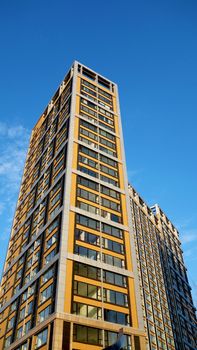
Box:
0;62;146;350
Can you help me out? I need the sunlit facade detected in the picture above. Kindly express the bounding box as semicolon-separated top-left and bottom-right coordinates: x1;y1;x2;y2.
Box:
0;62;146;350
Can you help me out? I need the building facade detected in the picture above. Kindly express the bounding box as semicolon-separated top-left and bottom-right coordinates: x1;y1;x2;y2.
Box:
129;185;176;350
151;205;197;350
0;62;146;350
129;185;197;350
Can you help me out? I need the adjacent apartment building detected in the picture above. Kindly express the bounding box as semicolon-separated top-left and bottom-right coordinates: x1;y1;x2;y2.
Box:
129;185;197;350
0;62;146;350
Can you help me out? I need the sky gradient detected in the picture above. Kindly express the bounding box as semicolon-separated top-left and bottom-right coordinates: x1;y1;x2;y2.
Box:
0;0;196;305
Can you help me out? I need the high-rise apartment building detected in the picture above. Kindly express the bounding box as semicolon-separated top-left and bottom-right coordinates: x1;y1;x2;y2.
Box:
129;185;175;350
151;205;197;350
0;62;146;350
129;185;197;350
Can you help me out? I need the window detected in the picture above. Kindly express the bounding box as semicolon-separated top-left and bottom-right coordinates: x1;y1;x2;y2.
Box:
13;284;20;295
99;128;115;141
101;185;119;199
38;305;51;323
50;191;61;208
21;290;28;302
102;238;123;254
15;343;28;350
100;174;118;186
40;284;53;303
76;214;100;230
42;266;54;284
81;91;96;102
103;271;127;287
61;81;72;106
25;273;31;284
55;123;69;149
58;99;71;126
80;104;97;118
16;268;23;281
81;98;97;110
101;223;122;238
73;302;102;319
78;165;98;178
18;255;25;266
99;145;116;157
10;300;17;312
53;156;65;174
23;229;30;240
99;120;114;131
102;253;124;268
104;331;117;348
80;127;98;141
79;136;97;148
24;320;31;334
16;326;23;339
98;94;113;107
99;137;115;150
79;155;97;169
19;307;26;320
101;197;120;211
74;262;101;281
31;266;39;278
49;203;61;220
75;229;100;246
27;300;33;315
77;188;98;203
35;328;48;348
50;180;62;196
46;233;57;249
77;176;99;191
35;237;41;248
105;331;131;350
103;289;128;306
75;245;99;260
81;79;96;90
7;316;15;329
79;145;98;159
73;324;102;345
81;84;97;96
98;100;112;110
45;249;56;264
4;336;11;348
100;155;117;168
98;88;112;100
80;119;97;132
98;114;114;126
47;217;59;234
74;281;101;300
104;309;130;325
100;165;117;178
98;108;113;118
77;201;99;215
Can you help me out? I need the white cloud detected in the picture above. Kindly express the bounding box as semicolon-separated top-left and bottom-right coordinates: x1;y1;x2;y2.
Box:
0;125;30;179
0;202;4;215
128;169;140;178
0;122;30;239
184;248;193;257
180;229;197;244
0;122;28;139
7;125;26;138
175;217;195;231
0;123;7;136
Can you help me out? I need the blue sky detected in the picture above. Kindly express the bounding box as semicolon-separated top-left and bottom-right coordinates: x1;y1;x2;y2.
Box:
0;0;196;305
